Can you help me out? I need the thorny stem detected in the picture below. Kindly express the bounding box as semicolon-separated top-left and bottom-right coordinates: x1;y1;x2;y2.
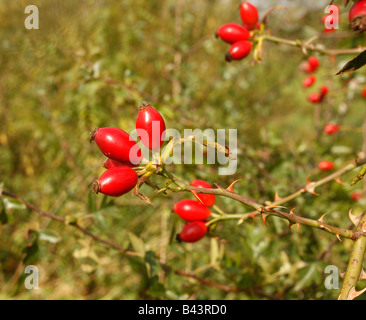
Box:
161;159;366;240
338;212;366;300
262;34;366;56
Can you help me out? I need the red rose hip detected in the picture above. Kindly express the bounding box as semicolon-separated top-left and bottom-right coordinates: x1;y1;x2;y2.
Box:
92;166;138;197
90;127;142;165
173;199;211;221
323;124;340;135
103;158;135;169
318;160;334;171
190;179;216;207
225;40;252;62
302;76;316;88
351;191;363;202
136;101;166;151
239;1;259;30
349;0;366;32
177;221;208;243
216;23;250;44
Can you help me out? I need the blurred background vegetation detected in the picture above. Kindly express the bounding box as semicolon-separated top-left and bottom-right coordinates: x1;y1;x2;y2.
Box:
1;0;366;299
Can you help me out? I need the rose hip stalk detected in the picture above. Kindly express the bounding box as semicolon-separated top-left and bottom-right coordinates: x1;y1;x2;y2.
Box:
90;127;142;165
176;221;208;243
92;166;138;197
136;101;166;151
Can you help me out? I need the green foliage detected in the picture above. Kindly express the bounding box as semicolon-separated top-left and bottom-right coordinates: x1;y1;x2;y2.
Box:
1;0;366;300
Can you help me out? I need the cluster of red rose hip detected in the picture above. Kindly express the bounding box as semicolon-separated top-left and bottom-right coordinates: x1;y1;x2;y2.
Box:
90;102;166;197
215;1;259;62
173;180;216;243
90;103;216;243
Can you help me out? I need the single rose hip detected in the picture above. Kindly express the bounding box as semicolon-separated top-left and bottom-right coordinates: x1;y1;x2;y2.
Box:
302;76;316;88
323;124;340;135
349;0;366;33
320;85;329;97
173;199;211;222
190;179;216;207
307;56;320;72
239;1;259;30
351;191;363;202
92;166;138;197
362;88;366;97
90;127;142;165
225;40;252;62
176;221;208;243
136;101;166;151
216;23;250;44
103;158;135;169
308;92;321;103
318;160;335;171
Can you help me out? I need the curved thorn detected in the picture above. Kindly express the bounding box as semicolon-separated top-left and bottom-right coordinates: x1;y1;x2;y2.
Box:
226;179;242;193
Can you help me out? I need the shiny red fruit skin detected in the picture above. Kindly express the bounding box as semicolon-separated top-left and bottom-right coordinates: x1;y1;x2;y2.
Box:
349;0;366;22
302;76;316;88
136;102;166;151
320;85;328;97
104;158;135;169
174;199;211;221
362;88;366;97
351;191;363;202
239;1;259;30
216;23;250;44
225;40;252;61
92;166;138;197
90;127;142;165
318;160;334;171
190;179;216;207
307;56;320;72
178;221;208;243
308;92;321;103
323;124;340;135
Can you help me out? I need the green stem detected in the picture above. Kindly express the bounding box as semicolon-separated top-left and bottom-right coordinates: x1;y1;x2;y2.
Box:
338;212;366;300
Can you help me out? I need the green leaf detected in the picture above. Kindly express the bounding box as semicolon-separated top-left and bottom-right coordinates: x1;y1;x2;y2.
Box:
2;197;26;211
38;229;60;244
336;50;366;75
0;200;8;225
128;232;145;257
22;230;39;264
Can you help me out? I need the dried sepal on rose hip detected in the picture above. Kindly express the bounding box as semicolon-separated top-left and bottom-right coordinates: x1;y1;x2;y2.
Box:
136;101;166;151
176;221;208;243
90;127;142;166
216;23;250;44
190;179;216;207
173;199;211;222
92;166;138;197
